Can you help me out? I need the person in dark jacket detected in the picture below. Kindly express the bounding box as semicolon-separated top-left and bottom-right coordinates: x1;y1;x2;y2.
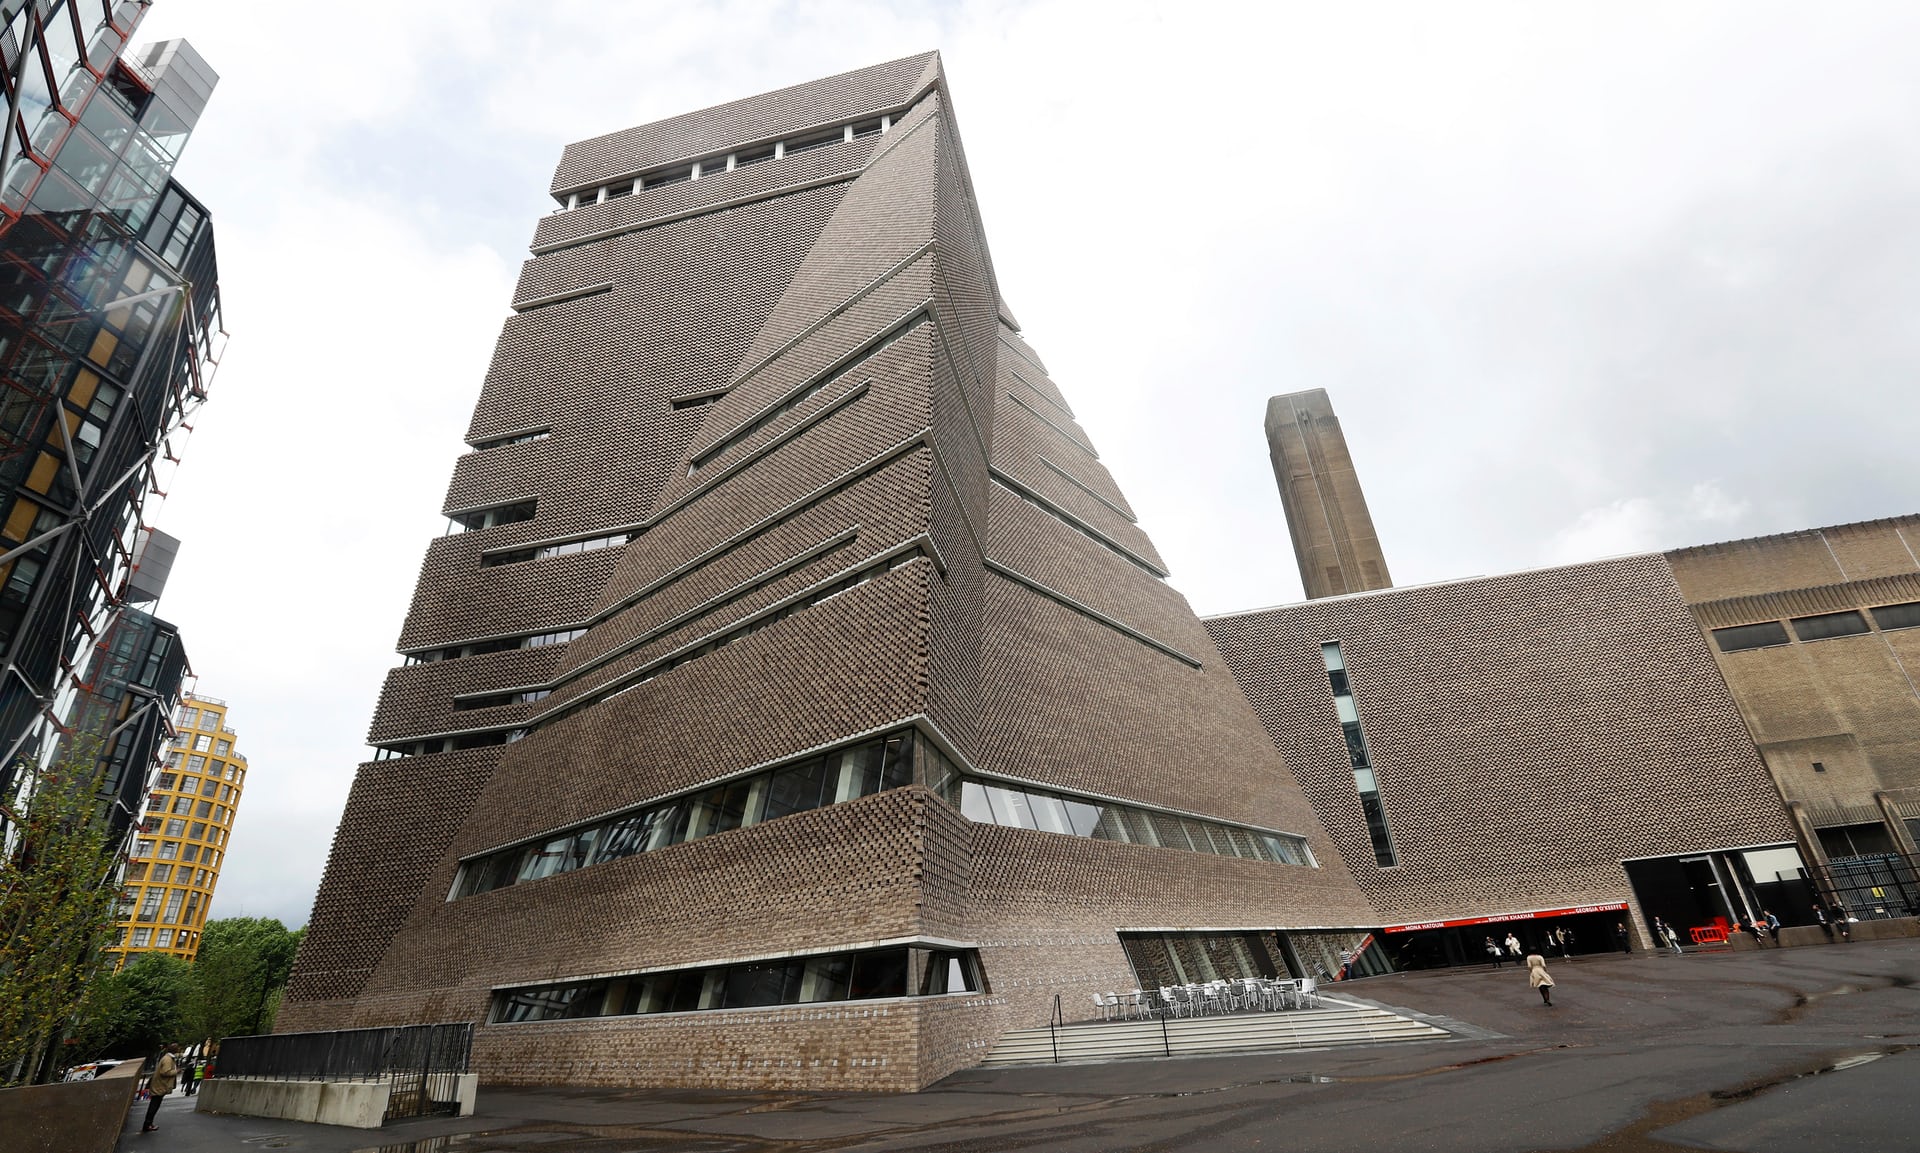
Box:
1614;922;1631;953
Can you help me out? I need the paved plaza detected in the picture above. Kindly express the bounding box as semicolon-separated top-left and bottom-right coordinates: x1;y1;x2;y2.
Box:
120;938;1920;1153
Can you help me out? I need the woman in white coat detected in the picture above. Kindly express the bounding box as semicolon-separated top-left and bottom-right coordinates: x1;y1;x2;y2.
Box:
1526;953;1555;1006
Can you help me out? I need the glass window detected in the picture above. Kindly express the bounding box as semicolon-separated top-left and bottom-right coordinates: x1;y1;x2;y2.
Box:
193;734;210;750
459;850;522;898
763;755;833;821
41;11;86;107
797;954;854;1002
1026;792;1074;835
1871;601;1920;631
79;89;135;153
187;755;205;770
1791;611;1872;642
15;38;57;146
1714;621;1791;652
28;168;93;233
722;959;803;1009
959;781;995;824
139;98;192;160
1090;806;1132;843
1120;809;1160;846
1149;812;1194;852
164;819;184;836
53;130;115;195
921;951;976;995
515;828;595;883
1063;799;1104;838
984;785;1037;829
847;949;908;999
189;822;206;839
593;810;659;863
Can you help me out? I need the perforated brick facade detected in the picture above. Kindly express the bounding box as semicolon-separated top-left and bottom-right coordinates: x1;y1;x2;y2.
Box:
283;55;1375;1092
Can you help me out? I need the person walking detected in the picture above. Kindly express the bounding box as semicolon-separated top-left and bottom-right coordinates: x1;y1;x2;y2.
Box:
1614;922;1631;953
1485;936;1505;968
182;1057;198;1097
1526;952;1556;1006
1504;932;1523;960
1662;919;1684;955
141;1044;181;1132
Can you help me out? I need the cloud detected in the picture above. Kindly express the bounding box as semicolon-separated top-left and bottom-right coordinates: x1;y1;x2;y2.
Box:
118;1;1920;924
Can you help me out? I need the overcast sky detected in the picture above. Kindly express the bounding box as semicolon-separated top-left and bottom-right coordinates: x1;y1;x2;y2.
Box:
124;1;1920;927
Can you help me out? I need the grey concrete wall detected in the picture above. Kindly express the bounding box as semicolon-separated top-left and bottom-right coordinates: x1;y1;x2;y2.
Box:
0;1058;142;1153
1726;917;1920;950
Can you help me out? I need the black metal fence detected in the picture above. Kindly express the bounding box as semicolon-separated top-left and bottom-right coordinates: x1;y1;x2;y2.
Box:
1826;854;1920;921
216;1023;473;1121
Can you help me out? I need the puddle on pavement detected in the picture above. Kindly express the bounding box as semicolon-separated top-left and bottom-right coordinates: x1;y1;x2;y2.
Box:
1537;1046;1910;1153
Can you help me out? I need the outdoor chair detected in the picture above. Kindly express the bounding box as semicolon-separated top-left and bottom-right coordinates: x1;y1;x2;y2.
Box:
1092;992;1114;1022
1297;977;1319;1008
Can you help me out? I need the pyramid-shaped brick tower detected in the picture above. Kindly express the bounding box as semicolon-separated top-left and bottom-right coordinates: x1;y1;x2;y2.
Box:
282;53;1376;1091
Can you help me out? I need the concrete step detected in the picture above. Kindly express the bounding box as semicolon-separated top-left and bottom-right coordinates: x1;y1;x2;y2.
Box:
978;1002;1450;1066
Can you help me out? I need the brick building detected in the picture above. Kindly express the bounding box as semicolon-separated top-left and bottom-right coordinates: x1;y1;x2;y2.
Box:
283;54;1378;1092
1207;556;1805;966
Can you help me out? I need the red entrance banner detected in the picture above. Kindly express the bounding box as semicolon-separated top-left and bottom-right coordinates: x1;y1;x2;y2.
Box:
1380;901;1629;934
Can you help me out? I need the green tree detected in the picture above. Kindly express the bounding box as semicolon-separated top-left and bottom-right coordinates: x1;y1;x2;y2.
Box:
0;739;124;1085
68;953;193;1060
187;917;302;1042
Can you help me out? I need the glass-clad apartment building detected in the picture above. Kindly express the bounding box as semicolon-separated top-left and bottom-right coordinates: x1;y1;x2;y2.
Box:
0;1;222;843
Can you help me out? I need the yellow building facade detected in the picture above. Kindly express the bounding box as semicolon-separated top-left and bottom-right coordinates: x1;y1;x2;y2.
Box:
108;693;248;966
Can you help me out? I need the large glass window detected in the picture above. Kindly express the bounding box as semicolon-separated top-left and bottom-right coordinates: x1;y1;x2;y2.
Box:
941;774;1314;867
455;732;913;898
491;946;978;1024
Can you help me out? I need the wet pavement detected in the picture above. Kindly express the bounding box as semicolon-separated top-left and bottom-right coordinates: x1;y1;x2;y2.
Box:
117;937;1920;1152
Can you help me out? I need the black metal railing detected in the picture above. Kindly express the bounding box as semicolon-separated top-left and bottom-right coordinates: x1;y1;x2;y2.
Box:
1825;854;1920;921
215;1023;473;1121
